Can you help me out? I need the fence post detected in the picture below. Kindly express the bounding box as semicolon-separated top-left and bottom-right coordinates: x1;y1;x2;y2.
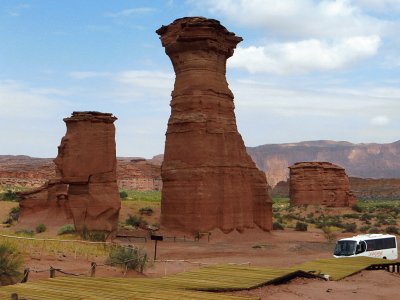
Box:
90;262;96;277
10;293;18;300
21;268;30;283
50;266;56;278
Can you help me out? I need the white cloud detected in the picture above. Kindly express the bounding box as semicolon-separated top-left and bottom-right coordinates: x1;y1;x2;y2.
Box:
229;35;380;74
196;0;387;39
6;3;30;17
0;81;69;118
370;115;390;126
105;7;156;18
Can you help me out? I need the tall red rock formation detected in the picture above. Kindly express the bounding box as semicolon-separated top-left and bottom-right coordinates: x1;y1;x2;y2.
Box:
156;17;272;233
289;162;356;207
18;112;120;236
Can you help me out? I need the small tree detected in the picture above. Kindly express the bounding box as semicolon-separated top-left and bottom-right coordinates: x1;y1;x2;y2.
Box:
106;246;148;273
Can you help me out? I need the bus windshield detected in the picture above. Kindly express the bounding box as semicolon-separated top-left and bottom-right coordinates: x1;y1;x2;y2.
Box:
334;240;357;256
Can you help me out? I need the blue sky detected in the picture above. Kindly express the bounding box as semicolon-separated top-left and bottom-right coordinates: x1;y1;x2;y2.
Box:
1;0;399;158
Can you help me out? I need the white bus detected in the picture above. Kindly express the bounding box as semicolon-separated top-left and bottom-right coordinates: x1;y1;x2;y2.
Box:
333;234;398;260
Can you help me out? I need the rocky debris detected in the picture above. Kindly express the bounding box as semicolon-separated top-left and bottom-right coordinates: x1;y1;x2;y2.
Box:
18;112;120;237
157;17;272;234
289;162;357;207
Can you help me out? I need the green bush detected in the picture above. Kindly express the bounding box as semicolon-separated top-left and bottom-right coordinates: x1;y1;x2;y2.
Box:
119;191;128;199
35;224;46;233
272;222;284;230
0;242;23;281
106;246;148;273
139;207;154;216
125;215;146;228
343;213;359;219
342;223;357;233
351;204;363;213
385;226;399;235
295;221;308;231
58;224;76;235
3;207;20;225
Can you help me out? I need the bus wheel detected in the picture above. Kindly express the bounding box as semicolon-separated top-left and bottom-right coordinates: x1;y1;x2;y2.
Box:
383;257;387;259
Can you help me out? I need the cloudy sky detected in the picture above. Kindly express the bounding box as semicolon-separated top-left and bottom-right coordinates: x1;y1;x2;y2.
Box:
1;0;399;158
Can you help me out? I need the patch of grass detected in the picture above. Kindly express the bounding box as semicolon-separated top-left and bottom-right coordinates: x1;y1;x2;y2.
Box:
14;229;34;237
385;226;399;234
120;190;161;202
322;226;337;242
58;224;76;235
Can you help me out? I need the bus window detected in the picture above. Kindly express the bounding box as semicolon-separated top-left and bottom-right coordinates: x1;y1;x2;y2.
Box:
356;241;366;254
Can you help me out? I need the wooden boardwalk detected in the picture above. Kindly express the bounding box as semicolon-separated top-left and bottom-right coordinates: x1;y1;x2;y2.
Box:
0;257;396;300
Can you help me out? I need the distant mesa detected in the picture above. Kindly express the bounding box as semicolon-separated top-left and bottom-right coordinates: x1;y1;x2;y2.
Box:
17;111;121;238
289;162;357;207
157;17;272;234
247;140;400;188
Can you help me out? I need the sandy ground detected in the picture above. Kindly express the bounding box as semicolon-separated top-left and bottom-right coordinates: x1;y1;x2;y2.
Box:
17;228;399;299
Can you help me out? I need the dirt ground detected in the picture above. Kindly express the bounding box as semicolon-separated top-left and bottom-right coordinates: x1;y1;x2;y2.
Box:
18;228;400;299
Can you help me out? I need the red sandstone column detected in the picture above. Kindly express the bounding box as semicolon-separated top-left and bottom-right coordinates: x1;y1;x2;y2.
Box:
157;17;272;234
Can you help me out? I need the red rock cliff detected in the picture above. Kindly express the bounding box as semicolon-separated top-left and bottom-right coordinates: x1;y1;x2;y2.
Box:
18;112;120;236
156;17;272;233
289;162;356;207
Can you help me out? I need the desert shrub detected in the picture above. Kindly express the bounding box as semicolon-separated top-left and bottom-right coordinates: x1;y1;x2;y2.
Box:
119;191;128;199
322;226;337;243
381;218;397;226
81;226;107;242
359;225;370;233
58;224;76;235
295;221;308;232
360;213;372;221
0;242;23;281
106;246;148;273
139;207;154;216
352;204;363;213
35;224;46;233
342;223;357;233
368;227;380;234
3;207;20;225
125;215;147;228
343;213;359;219
385;226;399;235
14;229;34;237
1;190;18;201
272;222;284;230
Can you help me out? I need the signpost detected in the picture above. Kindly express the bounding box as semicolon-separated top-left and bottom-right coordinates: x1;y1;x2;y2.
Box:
150;235;163;261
